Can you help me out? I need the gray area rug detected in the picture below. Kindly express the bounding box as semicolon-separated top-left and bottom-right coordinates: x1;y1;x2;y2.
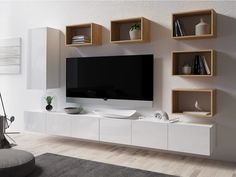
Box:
28;153;178;177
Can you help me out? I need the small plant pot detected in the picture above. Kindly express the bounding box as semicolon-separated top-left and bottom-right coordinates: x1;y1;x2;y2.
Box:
46;104;53;111
129;29;141;40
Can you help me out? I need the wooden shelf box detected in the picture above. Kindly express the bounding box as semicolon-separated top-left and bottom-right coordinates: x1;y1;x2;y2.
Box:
172;89;216;117
172;9;216;39
66;23;102;47
172;49;215;77
110;17;150;44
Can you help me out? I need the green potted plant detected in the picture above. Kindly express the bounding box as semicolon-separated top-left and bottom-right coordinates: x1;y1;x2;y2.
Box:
45;96;54;111
129;23;141;40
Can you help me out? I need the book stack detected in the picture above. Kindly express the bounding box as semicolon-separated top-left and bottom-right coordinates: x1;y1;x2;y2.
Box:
174;19;185;37
72;35;90;44
193;55;211;75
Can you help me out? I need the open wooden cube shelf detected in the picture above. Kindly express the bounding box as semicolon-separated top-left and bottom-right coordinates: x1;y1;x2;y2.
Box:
172;89;216;117
110;17;150;44
172;9;216;39
66;23;102;47
172;49;215;77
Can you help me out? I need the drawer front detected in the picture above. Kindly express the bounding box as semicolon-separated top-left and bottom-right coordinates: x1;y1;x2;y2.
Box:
168;123;212;155
132;121;168;150
100;118;132;145
24;111;46;133
71;116;99;141
46;113;71;137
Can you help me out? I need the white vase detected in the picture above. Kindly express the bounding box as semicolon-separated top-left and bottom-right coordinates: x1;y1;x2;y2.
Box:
195;18;210;35
129;29;141;40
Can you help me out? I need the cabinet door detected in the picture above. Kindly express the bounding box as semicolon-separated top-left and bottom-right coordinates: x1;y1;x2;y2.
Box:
46;113;71;137
27;27;59;90
28;28;47;89
100;118;132;145
71;116;99;141
132;120;168;150
168;123;214;155
24;111;46;133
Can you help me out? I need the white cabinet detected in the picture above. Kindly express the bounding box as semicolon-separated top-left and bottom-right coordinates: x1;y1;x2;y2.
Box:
100;118;132;145
168;123;215;155
71;115;99;141
24;111;215;156
27;27;60;89
132;119;168;149
46;113;71;137
24;111;46;133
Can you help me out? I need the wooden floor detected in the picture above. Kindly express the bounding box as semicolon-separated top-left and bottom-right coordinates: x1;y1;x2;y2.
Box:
10;132;236;177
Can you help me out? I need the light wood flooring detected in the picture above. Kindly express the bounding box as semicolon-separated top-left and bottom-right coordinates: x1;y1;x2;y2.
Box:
10;132;236;177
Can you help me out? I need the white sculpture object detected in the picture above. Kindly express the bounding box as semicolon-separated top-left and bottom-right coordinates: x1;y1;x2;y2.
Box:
195;100;203;111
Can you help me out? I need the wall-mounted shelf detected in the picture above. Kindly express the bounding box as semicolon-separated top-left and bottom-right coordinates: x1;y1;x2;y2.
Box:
172;9;216;39
172;49;215;77
110;17;150;44
172;89;216;117
65;23;102;47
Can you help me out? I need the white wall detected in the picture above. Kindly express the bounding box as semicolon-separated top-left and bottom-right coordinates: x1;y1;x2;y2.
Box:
0;1;236;162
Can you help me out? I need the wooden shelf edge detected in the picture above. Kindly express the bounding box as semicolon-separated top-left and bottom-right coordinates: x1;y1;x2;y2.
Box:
172;89;215;92
66;43;94;47
172;9;215;16
66;23;93;28
110;39;147;44
172;34;215;40
173;75;213;77
111;17;146;23
172;112;213;118
172;49;214;54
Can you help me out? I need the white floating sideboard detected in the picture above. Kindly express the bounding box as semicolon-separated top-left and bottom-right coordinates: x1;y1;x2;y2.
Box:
24;111;215;156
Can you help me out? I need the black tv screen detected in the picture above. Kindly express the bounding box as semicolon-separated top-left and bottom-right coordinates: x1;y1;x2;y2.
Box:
66;54;153;101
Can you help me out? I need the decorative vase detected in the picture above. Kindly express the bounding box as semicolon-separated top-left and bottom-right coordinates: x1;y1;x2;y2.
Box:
182;65;192;75
129;29;141;40
195;18;210;35
46;104;53;111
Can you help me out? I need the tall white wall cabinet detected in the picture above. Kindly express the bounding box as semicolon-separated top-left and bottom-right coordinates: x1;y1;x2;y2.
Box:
27;27;60;90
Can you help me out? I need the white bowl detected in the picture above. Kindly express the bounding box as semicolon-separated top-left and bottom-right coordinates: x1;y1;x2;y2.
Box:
64;107;83;114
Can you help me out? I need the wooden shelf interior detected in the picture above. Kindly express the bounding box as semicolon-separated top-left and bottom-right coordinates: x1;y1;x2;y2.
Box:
172;89;215;117
110;17;149;43
172;50;214;76
172;9;216;39
66;23;101;46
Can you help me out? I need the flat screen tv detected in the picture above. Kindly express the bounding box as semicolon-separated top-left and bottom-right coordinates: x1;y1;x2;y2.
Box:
66;54;153;102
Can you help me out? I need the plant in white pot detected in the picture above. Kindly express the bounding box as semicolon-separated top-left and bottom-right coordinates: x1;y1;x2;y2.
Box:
129;23;141;40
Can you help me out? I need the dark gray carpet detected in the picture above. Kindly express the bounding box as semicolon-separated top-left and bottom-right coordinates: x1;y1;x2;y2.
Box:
28;153;178;177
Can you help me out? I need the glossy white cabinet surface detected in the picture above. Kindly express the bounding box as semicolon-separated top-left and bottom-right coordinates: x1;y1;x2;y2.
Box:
168;123;215;155
27;27;60;90
46;113;71;137
24;111;215;156
100;118;132;145
24;111;46;133
70;115;99;141
132;119;168;149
